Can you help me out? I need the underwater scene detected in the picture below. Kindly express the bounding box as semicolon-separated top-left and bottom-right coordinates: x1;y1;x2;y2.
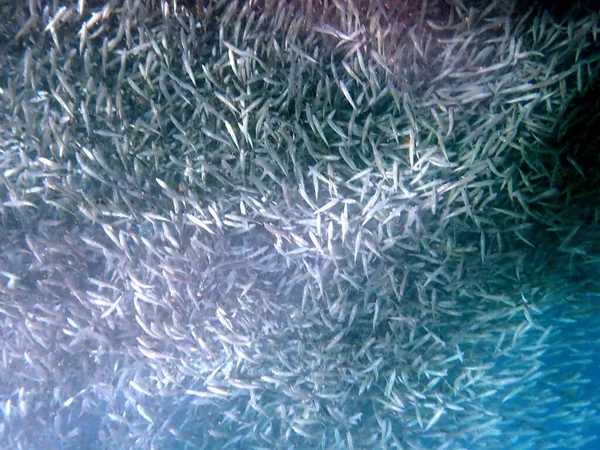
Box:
0;0;599;449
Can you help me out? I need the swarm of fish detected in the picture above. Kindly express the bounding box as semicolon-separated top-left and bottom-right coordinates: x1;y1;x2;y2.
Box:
0;0;599;448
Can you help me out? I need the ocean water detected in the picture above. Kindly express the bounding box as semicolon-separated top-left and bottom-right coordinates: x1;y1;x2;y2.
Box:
0;0;599;449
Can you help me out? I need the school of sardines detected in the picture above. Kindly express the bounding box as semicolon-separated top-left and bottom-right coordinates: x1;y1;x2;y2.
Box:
0;0;599;448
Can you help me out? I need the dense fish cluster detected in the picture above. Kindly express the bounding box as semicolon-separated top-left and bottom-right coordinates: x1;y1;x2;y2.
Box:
1;0;599;448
